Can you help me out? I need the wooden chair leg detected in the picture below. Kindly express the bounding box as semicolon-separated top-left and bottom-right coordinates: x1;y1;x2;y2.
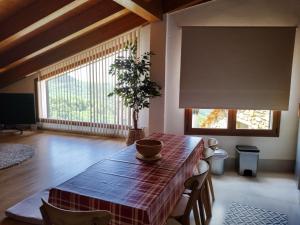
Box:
202;180;212;221
193;203;201;225
205;180;212;219
197;194;206;225
207;172;215;202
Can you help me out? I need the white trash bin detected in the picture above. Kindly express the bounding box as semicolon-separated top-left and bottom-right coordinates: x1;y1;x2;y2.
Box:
210;149;228;175
236;145;260;176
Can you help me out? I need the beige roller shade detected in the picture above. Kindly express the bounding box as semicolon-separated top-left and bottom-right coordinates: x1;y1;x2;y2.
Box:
179;27;296;110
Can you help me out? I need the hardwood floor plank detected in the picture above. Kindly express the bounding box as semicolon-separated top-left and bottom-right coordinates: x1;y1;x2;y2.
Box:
0;131;125;225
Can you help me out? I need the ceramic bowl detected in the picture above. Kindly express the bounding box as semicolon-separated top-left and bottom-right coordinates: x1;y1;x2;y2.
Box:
135;139;162;158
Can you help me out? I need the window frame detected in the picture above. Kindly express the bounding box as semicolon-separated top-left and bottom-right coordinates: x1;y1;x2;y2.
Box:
184;109;281;137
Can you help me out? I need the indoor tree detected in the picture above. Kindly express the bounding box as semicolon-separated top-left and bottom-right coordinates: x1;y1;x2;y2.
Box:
108;42;161;143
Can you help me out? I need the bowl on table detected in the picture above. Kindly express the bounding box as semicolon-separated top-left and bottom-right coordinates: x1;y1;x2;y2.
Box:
135;139;163;161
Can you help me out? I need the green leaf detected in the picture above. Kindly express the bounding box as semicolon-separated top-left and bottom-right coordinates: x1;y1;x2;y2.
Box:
107;41;162;126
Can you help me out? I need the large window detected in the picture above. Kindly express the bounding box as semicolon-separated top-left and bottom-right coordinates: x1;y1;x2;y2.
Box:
44;56;126;125
185;109;281;137
37;30;139;136
38;52;130;136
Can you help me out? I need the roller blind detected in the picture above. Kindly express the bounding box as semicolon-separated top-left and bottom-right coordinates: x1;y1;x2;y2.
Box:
179;27;296;110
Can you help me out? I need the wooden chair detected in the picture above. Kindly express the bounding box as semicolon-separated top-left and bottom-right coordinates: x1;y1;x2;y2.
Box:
40;199;112;225
195;159;214;224
169;171;208;225
183;160;213;225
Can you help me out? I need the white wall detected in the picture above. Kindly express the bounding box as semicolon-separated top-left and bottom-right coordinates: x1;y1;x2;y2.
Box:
138;25;151;134
163;0;300;160
0;73;38;93
149;19;166;134
139;22;167;134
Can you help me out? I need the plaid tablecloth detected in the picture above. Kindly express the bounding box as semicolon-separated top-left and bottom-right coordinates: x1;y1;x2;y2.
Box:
48;133;204;225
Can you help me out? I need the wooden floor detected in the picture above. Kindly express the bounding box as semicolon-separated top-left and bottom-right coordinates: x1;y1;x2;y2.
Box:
0;130;125;225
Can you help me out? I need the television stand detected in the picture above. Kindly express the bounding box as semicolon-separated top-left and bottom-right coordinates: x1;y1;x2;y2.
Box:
0;125;23;135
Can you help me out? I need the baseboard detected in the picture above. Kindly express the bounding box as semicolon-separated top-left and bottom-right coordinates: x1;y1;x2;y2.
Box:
224;157;295;173
224;158;235;171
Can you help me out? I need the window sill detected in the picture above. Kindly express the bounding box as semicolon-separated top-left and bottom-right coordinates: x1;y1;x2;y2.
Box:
184;129;279;137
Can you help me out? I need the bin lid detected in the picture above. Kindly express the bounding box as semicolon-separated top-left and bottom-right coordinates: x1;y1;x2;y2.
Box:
213;149;228;159
236;145;260;153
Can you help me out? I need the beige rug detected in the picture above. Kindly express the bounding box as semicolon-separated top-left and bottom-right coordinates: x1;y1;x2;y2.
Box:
0;143;34;170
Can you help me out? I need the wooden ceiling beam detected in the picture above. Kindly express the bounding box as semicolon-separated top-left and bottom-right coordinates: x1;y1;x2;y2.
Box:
0;0;35;22
0;1;125;70
162;0;212;13
0;13;146;88
114;0;162;22
0;0;89;52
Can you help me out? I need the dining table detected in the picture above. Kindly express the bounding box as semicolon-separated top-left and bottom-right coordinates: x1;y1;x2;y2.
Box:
48;133;204;225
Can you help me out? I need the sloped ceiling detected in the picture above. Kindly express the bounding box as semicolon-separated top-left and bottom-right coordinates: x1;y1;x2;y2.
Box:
0;0;211;88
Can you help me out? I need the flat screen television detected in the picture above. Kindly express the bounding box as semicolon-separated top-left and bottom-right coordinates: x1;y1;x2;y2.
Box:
0;93;36;125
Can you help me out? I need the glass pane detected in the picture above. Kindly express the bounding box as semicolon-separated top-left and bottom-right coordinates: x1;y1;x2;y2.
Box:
46;68;91;122
236;110;273;130
192;109;229;129
45;52;129;125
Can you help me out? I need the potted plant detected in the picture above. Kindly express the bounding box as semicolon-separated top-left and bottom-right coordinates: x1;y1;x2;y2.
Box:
108;42;161;145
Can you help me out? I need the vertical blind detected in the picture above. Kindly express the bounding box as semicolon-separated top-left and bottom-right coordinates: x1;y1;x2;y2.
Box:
37;29;140;137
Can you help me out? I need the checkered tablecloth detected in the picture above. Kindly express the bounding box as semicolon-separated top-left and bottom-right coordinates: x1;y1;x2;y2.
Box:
48;133;204;225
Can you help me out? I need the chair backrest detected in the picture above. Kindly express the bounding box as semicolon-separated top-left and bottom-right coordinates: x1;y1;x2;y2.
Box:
40;199;112;225
181;172;208;223
194;160;209;175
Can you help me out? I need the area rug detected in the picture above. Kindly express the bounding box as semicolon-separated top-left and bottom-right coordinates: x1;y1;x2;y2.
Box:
224;202;288;225
0;143;34;170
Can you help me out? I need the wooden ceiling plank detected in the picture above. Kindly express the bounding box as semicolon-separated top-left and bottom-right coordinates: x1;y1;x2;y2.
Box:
0;13;146;88
0;1;125;69
0;0;89;52
114;0;162;22
0;0;35;22
0;9;130;73
163;0;212;13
